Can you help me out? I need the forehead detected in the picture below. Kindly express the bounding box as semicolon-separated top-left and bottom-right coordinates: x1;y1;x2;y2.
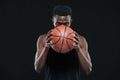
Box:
53;15;71;21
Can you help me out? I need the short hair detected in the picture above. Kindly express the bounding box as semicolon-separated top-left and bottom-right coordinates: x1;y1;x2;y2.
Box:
53;5;72;16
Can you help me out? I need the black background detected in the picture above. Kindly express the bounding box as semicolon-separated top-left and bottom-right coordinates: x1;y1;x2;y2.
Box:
0;0;119;80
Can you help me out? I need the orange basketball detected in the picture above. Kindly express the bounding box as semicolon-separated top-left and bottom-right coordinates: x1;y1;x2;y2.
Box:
50;25;75;53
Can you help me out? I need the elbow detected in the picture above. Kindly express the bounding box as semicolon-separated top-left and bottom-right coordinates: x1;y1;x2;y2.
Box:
34;63;41;73
86;67;92;75
85;64;92;75
34;66;40;73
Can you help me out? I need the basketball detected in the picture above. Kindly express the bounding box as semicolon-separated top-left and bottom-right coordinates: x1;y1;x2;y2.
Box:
50;25;75;53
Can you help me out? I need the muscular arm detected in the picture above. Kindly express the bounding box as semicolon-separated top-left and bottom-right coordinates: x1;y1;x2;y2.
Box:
34;34;49;73
75;36;92;74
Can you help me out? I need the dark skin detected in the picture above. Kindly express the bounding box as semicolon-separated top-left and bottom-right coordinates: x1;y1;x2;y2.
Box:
34;15;92;74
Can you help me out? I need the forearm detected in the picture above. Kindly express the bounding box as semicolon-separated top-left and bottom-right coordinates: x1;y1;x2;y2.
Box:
34;47;49;73
76;47;92;74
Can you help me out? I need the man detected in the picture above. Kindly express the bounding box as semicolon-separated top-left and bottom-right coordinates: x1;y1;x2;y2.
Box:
34;5;92;80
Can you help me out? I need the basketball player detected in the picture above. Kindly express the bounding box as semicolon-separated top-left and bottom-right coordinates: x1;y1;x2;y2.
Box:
34;5;92;80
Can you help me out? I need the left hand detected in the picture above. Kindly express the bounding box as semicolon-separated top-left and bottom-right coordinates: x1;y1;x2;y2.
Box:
73;31;81;50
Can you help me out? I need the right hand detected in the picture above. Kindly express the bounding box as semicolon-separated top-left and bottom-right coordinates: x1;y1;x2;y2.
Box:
43;29;53;48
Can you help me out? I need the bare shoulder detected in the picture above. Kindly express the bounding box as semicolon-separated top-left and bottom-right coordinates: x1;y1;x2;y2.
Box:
37;34;46;41
78;35;87;42
36;34;46;49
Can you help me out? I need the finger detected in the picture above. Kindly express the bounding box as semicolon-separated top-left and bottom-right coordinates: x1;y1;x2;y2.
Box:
47;34;52;39
47;29;53;36
73;38;81;45
46;32;52;40
47;29;53;35
46;36;52;43
74;36;79;41
47;40;53;47
73;42;78;48
74;31;79;37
